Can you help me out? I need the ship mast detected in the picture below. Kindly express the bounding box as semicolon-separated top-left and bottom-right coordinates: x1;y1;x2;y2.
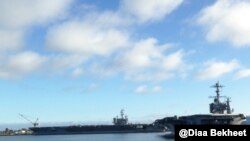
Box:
121;109;124;119
210;81;224;103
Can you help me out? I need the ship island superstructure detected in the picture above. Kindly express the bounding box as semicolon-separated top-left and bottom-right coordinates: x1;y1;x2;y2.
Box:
154;82;246;133
113;109;128;125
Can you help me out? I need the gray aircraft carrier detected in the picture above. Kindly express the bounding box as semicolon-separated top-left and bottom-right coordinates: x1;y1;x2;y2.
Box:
28;109;164;135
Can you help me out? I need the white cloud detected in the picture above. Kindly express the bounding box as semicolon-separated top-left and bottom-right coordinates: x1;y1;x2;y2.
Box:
134;85;162;94
235;69;250;79
119;38;169;70
86;83;98;92
0;29;24;52
0;51;46;79
0;52;87;79
46;21;129;56
86;38;190;81
46;54;87;74
134;85;148;93
84;11;132;28
121;0;183;22
152;86;162;93
0;0;73;54
196;59;240;80
0;0;73;53
42;0;187;80
197;0;250;47
88;62;118;78
125;71;174;82
72;68;84;78
0;0;73;28
162;50;185;71
0;0;187;80
118;38;189;81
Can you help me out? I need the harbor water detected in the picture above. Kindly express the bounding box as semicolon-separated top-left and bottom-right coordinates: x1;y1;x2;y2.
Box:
0;133;172;141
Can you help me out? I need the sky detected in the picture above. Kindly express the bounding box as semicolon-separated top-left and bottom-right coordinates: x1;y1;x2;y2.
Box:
1;0;250;128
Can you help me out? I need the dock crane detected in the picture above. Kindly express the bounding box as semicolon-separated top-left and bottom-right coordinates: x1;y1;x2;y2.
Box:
19;114;39;127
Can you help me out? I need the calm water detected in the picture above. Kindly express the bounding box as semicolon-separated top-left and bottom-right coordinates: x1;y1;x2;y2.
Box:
0;133;173;141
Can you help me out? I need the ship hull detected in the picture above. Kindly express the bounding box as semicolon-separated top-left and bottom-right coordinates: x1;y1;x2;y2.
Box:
155;113;246;138
154;114;246;131
29;124;164;135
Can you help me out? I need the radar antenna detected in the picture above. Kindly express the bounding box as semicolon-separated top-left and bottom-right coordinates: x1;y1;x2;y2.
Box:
120;109;124;119
226;97;233;114
209;81;226;103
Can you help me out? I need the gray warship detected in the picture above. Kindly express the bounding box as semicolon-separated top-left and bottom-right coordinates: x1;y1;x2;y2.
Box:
29;109;164;135
154;82;246;133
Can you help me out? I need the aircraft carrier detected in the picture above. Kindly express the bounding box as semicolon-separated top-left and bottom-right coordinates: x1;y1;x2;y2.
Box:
154;82;246;137
29;109;165;135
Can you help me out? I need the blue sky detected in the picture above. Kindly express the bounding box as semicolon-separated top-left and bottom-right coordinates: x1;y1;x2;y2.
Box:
1;0;250;127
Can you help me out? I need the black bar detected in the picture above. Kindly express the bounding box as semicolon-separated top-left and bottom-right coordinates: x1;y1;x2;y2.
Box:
175;125;250;141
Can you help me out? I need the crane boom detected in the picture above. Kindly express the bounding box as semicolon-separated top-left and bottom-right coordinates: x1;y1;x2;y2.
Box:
19;114;39;127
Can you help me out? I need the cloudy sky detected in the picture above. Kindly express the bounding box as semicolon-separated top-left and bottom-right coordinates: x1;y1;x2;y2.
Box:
1;0;250;126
